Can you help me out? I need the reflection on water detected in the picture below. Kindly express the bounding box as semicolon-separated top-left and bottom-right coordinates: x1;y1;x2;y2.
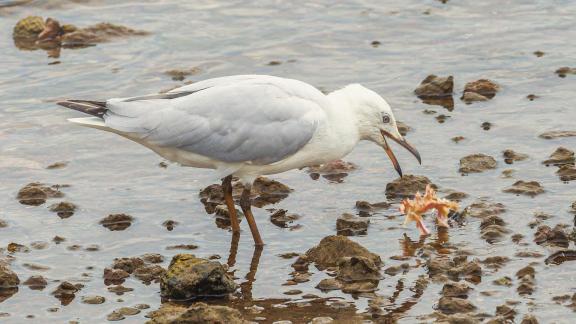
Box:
1;0;576;322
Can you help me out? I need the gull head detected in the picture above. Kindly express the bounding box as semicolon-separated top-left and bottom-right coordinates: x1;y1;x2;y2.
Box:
344;84;421;177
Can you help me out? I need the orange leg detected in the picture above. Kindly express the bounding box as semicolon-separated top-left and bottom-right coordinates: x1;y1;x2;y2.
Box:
239;185;264;246
222;175;240;233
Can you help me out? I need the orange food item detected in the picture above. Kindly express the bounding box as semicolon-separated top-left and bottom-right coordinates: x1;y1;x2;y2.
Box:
399;185;459;235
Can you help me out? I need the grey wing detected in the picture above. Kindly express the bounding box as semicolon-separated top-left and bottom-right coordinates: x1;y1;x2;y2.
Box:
104;77;327;164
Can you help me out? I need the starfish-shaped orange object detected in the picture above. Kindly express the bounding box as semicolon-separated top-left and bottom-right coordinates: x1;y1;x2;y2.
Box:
399;185;459;235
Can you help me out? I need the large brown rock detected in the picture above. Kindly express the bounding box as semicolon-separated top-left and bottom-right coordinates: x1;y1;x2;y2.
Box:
542;147;574;166
0;264;20;288
300;235;381;270
160;254;237;300
459;154;497;174
461;79;499;103
414;75;454;98
146;302;246;324
385;175;436;198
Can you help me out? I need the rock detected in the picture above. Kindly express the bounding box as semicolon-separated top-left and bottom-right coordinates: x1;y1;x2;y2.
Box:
341;281;378;293
481;122;492;131
503;181;544;196
427;256;481;283
354;201;390;216
162;220;178;231
107;312;125;321
164;67;201;81
542;147;574;166
307;160;358;183
48;201;77;218
166;244;198;250
160;254;238;299
452;136;465;143
481;256;510;269
283;289;302;295
444;191;468;202
13;16;45;39
146;302;245;324
141;253;164;264
516;266;535;279
103;268;130;285
7;242;29;253
556;165;576;181
336;256;381;282
463;200;505;219
441;281;472;298
46;161;68;169
385;175;436;198
134;265;166;284
555;67;576;78
52;281;83;306
414;75;454;98
113;257;145;273
459;154;497;174
269;209;300;228
336;213;369;236
82;295;105;304
384;263;409;276
438;297;477;314
22;275;46;290
461;79;499;103
0;265;20;288
492;277;513;287
108;285;134;295
534;225;569;248
521;314;539;324
62;22;149;47
17;182;63;206
315;278;342;291
539;131;576;139
435;313;480;324
544;250;576;265
495;305;516;321
502;150;528;164
100;214;134;231
310;317;334;324
299;235;381;270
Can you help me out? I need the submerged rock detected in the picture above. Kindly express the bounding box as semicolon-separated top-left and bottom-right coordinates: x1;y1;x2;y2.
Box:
502;150;528;164
462;200;506;219
441;281;472;298
542;147;574;166
385;175;436;198
336;256;381;282
48;201;76;218
315;278;343;291
52;281;83;306
336;213;369;236
539;131;576;139
555;67;576;78
427;256;482;283
22;275;46;290
298;235;381;270
461;79;499;103
306;160;358;183
503;181;544;197
459;154;497;174
146;302;245;324
414;75;454;98
556;165;576;182
17;182;63;206
534;225;570;248
437;296;477;314
99;214;134;231
160;254;237;300
269;209;300;228
544;250;576;265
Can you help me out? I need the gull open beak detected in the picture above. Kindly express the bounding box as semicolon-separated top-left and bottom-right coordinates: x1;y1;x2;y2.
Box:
380;130;422;177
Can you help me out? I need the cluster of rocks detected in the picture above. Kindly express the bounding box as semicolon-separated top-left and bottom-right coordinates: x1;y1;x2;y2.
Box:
414;75;500;110
463;200;509;243
291;236;383;295
306;160;358;183
12;16;149;57
199;176;292;229
105;253;166;287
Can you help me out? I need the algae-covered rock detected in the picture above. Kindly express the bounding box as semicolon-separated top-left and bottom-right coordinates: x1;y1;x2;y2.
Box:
146;302;246;324
160;254;237;300
13;16;45;39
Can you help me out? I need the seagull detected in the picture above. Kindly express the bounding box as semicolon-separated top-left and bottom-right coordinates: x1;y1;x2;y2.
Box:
58;75;421;246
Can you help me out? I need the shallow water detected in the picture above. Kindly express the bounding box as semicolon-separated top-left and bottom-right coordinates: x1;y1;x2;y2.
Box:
1;0;576;323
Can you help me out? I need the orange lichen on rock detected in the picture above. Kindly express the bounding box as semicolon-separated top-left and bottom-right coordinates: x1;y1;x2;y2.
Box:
399;185;459;235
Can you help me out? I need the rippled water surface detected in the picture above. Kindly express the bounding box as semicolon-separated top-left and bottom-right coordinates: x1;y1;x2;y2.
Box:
1;0;576;323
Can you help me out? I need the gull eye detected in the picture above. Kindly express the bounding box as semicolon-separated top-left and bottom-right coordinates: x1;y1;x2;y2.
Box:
382;114;391;124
